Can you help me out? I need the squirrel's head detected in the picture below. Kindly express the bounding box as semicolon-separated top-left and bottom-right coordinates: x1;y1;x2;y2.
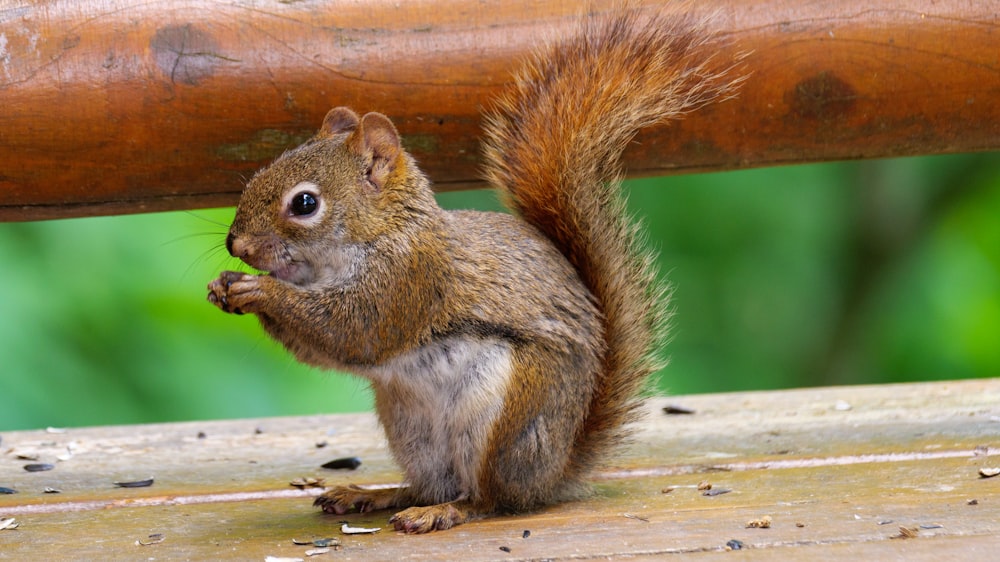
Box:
226;107;432;287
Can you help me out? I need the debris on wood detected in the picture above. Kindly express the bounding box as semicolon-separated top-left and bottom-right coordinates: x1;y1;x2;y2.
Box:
967;499;979;505
136;533;165;546
114;477;154;488
196;431;207;439
315;441;328;448
0;487;17;494
293;538;340;549
0;518;19;531
697;481;712;491
919;524;943;530
623;513;649;522
45;427;67;434
522;530;531;539
702;488;732;497
663;405;695;415
340;523;381;535
978;467;999;478
289;477;326;489
23;463;54;472
724;539;744;551
305;547;331;556
746;515;772;528
499;546;512;553
795;522;806;528
321;457;362;470
973;444;989;456
660;487;675;494
43;487;61;494
893;526;920;539
833;400;852;411
265;557;304;562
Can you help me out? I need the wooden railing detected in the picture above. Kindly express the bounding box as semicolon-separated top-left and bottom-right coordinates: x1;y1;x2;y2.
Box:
1;0;998;220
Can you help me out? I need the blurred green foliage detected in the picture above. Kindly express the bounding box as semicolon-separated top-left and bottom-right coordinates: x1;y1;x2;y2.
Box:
1;154;998;430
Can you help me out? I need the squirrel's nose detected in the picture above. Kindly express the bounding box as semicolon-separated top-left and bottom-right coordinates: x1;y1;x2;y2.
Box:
225;231;236;256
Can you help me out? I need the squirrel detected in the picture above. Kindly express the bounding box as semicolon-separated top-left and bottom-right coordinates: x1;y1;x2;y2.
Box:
207;6;740;533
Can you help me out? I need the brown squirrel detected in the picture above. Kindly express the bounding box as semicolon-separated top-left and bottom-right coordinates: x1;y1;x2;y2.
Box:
207;7;740;533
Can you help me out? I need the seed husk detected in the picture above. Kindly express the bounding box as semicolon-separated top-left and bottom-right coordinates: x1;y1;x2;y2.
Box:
895;526;919;539
114;477;154;488
746;515;772;528
662;405;695;415
290;477;325;489
340;523;380;535
321;457;362;470
136;533;165;546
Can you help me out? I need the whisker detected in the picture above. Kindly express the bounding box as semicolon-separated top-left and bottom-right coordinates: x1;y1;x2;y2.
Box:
184;210;234;229
161;230;227;248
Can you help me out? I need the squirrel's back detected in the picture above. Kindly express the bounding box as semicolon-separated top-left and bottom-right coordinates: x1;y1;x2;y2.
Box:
481;7;742;475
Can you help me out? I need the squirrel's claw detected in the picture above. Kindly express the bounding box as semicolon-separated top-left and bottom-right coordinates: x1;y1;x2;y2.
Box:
207;271;259;315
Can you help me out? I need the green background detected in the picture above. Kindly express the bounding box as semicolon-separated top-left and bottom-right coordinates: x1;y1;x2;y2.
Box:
2;153;998;430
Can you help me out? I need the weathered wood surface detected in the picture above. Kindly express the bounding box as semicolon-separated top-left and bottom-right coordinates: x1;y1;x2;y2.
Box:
2;378;998;559
1;0;999;220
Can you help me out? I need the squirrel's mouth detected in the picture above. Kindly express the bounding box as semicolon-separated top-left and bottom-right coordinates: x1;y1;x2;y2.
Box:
239;251;305;285
267;262;311;285
267;265;293;281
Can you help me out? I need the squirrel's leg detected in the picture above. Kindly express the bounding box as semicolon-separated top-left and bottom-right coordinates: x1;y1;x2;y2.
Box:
314;484;413;515
386;342;597;534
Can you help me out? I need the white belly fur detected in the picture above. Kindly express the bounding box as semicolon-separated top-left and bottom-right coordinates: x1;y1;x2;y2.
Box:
367;336;512;502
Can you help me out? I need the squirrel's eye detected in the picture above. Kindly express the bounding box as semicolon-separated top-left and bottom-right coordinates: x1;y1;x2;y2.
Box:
289;192;318;216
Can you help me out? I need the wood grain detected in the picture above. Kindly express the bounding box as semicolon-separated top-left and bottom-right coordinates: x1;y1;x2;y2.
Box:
1;0;998;220
1;379;998;559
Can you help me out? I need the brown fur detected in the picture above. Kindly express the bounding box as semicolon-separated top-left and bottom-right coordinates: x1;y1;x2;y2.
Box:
482;7;742;479
208;6;741;533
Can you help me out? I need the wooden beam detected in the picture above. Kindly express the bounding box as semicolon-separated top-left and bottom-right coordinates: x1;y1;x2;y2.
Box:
1;0;998;220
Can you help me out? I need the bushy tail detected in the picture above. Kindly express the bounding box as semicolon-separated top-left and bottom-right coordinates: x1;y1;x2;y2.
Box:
481;7;742;472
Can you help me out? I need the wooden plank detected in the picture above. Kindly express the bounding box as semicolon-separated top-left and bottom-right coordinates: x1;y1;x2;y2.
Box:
3;379;998;558
2;0;999;220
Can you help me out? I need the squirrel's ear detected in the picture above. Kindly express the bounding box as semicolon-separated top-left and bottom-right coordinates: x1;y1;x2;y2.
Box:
319;107;360;137
357;112;402;191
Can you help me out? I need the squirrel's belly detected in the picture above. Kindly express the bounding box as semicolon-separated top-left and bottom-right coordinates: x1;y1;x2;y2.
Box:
369;336;513;503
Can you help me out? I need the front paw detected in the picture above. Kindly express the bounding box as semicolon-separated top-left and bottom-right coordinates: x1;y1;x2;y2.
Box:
207;271;263;315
